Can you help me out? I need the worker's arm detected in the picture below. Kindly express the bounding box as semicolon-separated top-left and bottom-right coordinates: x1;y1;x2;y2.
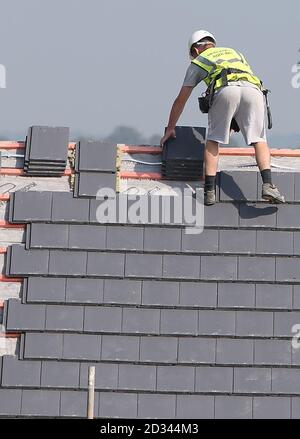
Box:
160;86;194;146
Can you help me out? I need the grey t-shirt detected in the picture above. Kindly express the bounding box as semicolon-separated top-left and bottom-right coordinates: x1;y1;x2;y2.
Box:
182;62;261;92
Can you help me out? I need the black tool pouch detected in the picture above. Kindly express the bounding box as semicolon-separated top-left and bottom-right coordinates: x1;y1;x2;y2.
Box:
198;95;210;114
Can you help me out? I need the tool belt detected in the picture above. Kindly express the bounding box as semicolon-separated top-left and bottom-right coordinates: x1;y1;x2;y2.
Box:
198;68;273;130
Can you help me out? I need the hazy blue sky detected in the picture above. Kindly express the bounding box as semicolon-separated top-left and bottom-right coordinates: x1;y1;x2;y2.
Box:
0;0;299;144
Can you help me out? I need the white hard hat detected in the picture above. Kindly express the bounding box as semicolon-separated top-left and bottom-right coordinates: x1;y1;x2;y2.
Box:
188;30;216;56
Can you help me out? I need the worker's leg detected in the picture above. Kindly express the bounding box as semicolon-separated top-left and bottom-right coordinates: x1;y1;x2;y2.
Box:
252;141;273;185
235;87;284;203
253;141;284;202
204;140;219;205
252;141;271;172
205;140;219;179
205;87;239;206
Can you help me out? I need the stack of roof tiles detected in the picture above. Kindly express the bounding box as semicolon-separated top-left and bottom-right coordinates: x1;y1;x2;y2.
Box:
24;126;69;176
74;140;117;198
2;148;300;418
161;126;205;180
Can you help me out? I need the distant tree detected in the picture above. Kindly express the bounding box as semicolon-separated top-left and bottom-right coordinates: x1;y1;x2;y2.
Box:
104;126;146;145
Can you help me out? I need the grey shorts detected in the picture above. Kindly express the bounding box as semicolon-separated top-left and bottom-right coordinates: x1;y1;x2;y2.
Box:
207;84;267;145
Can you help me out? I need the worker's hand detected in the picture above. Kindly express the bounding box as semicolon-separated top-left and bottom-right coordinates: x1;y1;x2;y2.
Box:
160;128;176;147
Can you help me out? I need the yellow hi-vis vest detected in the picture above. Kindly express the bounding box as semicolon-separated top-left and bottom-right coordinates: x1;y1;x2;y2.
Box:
192;47;263;90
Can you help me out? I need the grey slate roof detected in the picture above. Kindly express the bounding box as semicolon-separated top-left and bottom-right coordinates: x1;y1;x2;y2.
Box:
2;161;300;418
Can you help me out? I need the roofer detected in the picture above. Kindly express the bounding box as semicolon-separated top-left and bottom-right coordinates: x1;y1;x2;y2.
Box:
160;30;285;206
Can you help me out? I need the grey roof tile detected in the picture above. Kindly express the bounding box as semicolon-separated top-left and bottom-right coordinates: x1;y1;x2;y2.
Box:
21;390;60;417
292;345;300;366
142;281;180;306
234;368;272;393
104;279;141;305
106;225;143;251
41;361;80;388
26;126;69;162
254;340;291;366
52;192;90;222
79;363;118;390
204;203;239;227
239;203;277;228
8;245;49;276
219;230;256;254
220;171;258;202
26;277;66;303
163;255;200;279
215;396;252;419
49;250;87;276
201;256;238;280
179;282;218;308
76;172;116;198
182;229;219;253
218;283;255;308
122;308;160;334
178;338;215;364
62;334;101;361
66;278;104;304
140;336;178;363
99;392;137;418
294;233;300;256
277;205;300;229
256;230;294;255
236;311;273;337
195;367;233;393
294;285;300;309
144;227;181;252
68;224;106;250
28;223;69;249
253;397;291;419
101;335;139;362
160;309;198;335
274;312;300;337
256;284;293;310
176;395;214;419
87;252;125;277
238;256;275;281
0;389;22;416
137;394;176;419
272;369;300;394
11;191;52;223
84;306;122;333
276;257;300;282
216;339;254;365
119;364;156;391
198;310;235;336
295;173;300;202
77;140;117;172
23;333;63;360
45;305;84;331
125;253;162;278
292;397;300;419
60;390;90;418
5;300;46;331
157;365;195;392
1;357;41;388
